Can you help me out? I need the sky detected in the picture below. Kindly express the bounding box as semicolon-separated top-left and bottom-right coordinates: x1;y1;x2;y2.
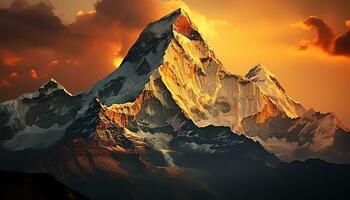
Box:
0;0;349;127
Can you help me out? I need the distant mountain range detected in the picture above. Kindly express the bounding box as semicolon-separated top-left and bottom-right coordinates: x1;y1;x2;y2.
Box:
0;8;349;200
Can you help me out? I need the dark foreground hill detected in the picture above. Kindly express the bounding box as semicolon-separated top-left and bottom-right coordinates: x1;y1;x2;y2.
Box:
0;170;88;200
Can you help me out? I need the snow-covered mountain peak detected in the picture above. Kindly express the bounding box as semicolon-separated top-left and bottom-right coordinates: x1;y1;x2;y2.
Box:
86;8;208;106
0;77;81;151
41;78;61;87
245;64;283;92
244;64;305;118
245;64;267;77
146;8;199;40
0;78;71;106
38;78;70;95
26;78;72;99
245;64;282;89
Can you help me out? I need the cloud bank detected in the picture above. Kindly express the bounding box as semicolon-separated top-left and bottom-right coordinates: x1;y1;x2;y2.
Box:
296;16;350;58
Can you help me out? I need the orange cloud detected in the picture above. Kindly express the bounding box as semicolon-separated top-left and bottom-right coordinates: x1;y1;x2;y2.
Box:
76;10;85;17
48;60;59;66
346;20;350;28
30;69;39;79
0;79;11;87
65;59;79;65
296;16;350;57
2;51;21;66
10;72;18;78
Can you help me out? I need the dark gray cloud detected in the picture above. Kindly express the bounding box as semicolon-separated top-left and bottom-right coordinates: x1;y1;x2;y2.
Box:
298;16;350;57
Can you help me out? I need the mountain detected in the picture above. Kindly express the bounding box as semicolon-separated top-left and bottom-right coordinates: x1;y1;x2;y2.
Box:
245;64;305;117
85;10;304;133
245;109;350;163
1;8;348;163
0;8;350;200
242;64;350;163
0;79;82;151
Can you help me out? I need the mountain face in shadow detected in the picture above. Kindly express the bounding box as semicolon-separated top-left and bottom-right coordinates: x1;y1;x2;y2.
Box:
0;8;350;200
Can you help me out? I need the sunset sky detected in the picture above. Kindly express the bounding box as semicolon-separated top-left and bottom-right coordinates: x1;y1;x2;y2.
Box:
0;0;349;127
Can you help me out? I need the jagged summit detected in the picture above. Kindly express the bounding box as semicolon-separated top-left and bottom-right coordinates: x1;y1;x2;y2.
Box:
0;78;71;105
170;8;187;16
86;8;209;106
146;8;201;40
38;78;71;95
245;64;280;86
246;64;273;79
302;108;349;131
244;64;305;118
0;76;81;150
26;78;72;99
246;64;286;93
41;78;61;88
